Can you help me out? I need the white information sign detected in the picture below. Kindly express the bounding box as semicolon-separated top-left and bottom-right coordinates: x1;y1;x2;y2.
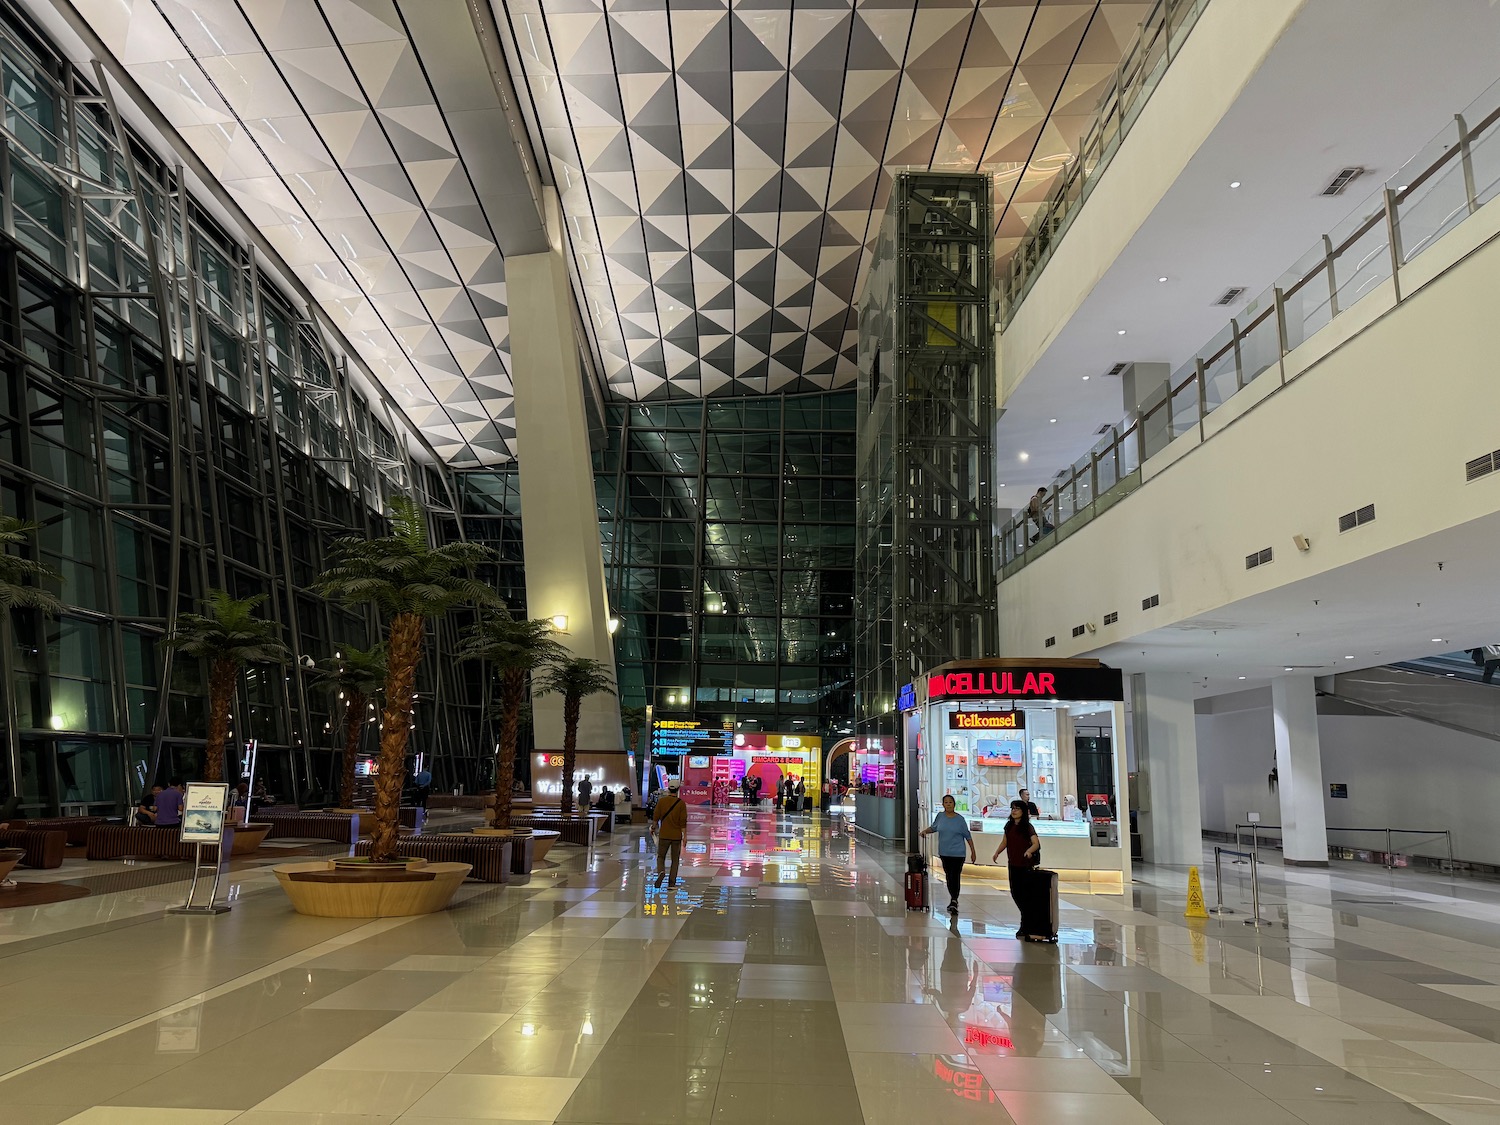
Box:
181;783;229;843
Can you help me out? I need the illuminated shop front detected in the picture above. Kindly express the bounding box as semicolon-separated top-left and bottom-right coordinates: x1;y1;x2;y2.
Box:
671;731;821;805
907;659;1129;892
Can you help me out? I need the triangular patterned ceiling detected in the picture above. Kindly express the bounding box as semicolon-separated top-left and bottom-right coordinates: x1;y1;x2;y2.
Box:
497;0;1150;401
72;0;543;465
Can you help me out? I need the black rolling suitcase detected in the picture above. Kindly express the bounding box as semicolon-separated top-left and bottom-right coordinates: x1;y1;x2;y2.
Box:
1020;867;1059;943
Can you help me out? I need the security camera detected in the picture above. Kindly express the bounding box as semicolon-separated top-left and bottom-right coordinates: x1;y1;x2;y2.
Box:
299;654;316;670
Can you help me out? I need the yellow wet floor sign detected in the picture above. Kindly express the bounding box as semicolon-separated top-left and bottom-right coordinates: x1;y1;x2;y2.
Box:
1184;865;1209;919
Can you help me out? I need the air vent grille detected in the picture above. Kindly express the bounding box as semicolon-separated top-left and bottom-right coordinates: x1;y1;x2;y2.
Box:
1213;286;1248;307
1245;546;1274;570
1338;503;1376;532
1322;166;1366;196
1103;611;1118;626
1044;636;1056;648
1466;450;1500;481
1105;362;1128;377
1142;594;1160;610
1072;624;1086;638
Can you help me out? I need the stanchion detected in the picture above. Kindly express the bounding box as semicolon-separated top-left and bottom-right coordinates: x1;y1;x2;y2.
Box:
1209;847;1235;915
1243;849;1271;928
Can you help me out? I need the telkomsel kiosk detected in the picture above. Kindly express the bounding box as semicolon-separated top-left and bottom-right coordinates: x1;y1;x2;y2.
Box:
906;659;1130;893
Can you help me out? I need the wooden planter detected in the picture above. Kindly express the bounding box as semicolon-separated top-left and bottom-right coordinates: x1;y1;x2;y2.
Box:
0;848;23;884
273;858;470;917
229;822;272;855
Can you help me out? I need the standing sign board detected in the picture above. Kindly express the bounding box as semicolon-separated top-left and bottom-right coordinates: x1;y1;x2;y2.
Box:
170;782;232;915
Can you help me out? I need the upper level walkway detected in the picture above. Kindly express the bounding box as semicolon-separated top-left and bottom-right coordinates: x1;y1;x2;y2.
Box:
4;806;1500;1122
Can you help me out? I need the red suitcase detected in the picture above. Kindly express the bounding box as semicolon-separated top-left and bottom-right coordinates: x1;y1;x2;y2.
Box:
904;870;928;911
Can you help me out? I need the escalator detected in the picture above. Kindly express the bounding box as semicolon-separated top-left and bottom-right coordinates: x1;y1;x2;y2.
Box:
1321;652;1500;740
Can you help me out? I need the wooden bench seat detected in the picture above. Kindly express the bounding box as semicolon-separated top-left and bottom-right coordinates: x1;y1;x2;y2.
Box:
85;824;228;862
354;835;512;883
262;814;357;844
0;828;66;869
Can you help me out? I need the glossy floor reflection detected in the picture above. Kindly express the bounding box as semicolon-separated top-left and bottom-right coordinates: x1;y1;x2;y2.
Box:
5;808;1500;1122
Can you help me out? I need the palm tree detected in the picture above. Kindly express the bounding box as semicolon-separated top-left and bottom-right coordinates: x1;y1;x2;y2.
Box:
315;496;498;862
535;657;616;817
308;645;387;809
164;590;288;783
454;609;567;829
620;704;648;786
0;517;63;800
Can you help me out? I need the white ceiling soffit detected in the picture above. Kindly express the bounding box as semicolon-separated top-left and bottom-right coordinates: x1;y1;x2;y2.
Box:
67;0;552;466
494;0;1153;401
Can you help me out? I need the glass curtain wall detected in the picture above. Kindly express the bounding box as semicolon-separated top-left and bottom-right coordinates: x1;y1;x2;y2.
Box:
0;2;481;813
596;393;857;742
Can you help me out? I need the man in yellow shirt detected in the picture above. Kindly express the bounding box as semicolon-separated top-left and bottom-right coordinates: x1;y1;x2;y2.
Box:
650;781;688;888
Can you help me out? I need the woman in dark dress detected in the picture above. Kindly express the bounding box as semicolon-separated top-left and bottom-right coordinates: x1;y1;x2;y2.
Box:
992;800;1041;937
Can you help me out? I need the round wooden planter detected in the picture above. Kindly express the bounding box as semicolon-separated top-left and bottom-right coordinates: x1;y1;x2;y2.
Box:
229;822;272;855
0;848;23;884
273;858;471;917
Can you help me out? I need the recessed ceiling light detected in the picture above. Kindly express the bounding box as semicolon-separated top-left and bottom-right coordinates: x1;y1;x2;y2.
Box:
1345;655;1354;660
1081;375;1090;381
1238;676;1246;680
1116;329;1127;336
1158;276;1168;283
1230;181;1241;188
998;483;1006;488
1049;418;1057;424
1432;638;1444;643
1018;452;1029;461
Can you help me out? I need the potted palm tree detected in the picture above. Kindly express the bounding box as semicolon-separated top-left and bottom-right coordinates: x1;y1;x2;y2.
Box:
308;496;497;870
164;590;288;783
534;657;616;817
309;645;386;810
0;517;62;806
454;609;567;832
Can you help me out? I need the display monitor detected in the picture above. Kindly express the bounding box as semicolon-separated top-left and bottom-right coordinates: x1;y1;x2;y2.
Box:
974;738;1024;768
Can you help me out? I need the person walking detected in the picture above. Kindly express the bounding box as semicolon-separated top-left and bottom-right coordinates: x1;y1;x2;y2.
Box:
920;794;977;916
992;800;1042;937
1027;487;1053;542
650;781;688;889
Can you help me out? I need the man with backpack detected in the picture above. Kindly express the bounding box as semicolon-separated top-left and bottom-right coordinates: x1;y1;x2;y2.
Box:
650;781;688;888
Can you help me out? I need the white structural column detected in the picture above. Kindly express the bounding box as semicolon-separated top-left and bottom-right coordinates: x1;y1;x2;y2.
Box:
507;190;621;751
1271;675;1328;865
1130;672;1204;866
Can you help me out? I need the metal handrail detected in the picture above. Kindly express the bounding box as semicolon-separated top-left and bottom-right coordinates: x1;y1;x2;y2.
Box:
999;78;1500;577
1233;822;1455;871
999;0;1210;323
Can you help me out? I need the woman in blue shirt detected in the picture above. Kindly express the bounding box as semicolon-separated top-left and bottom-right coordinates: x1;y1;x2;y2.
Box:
920;794;977;916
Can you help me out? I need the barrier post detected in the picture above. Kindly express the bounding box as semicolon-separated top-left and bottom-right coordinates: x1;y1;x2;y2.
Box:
1210;847;1235;915
1243;850;1271;928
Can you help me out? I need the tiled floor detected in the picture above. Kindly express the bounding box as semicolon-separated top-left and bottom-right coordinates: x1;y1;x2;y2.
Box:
5;810;1500;1122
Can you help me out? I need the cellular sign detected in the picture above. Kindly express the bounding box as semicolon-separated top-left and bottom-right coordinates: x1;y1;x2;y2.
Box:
928;671;1056;699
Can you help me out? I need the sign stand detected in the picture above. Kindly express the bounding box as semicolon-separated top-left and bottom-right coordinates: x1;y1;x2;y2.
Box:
169;781;231;916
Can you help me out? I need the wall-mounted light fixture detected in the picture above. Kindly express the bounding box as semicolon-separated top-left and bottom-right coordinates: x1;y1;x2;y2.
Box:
607;615;621;634
551;614;568;631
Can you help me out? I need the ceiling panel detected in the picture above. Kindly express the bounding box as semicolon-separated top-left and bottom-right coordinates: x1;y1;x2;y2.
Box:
72;0;544;465
496;0;1151;400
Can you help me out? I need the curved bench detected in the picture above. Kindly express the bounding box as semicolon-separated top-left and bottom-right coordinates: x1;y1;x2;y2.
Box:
262;814;357;844
0;828;65;869
14;816;106;847
510;815;600;847
354;835;512;883
85;825;228;862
